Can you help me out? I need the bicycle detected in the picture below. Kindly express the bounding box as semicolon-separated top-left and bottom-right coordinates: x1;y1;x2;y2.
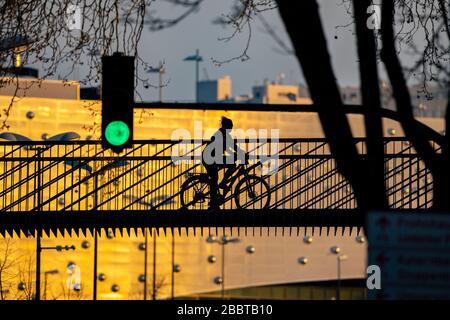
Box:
179;161;271;210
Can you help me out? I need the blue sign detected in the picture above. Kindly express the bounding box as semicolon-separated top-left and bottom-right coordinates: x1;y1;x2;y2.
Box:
368;211;450;299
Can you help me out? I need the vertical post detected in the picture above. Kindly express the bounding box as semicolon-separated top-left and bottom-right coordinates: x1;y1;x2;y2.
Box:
171;231;175;300
221;243;225;299
36;234;41;301
195;49;199;102
35;148;42;301
144;228;148;300
159;62;163;102
93;231;98;300
93;174;99;301
152;229;157;300
337;257;341;300
43;273;48;300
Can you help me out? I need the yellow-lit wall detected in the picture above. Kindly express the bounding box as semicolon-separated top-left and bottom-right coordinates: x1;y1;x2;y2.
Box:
0;96;444;140
0;95;444;300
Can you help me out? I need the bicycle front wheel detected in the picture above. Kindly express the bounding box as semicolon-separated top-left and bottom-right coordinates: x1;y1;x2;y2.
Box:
234;175;270;209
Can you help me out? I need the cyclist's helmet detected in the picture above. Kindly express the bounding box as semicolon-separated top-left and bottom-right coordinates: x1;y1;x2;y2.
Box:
221;116;233;130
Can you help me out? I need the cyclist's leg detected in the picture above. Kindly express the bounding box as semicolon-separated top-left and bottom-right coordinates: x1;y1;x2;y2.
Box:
205;164;219;208
220;163;238;188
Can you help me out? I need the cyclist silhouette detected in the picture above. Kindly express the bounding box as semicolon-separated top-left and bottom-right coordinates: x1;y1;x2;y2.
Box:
202;117;246;209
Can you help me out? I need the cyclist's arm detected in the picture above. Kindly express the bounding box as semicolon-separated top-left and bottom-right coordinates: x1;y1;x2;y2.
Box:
224;132;247;163
232;139;247;163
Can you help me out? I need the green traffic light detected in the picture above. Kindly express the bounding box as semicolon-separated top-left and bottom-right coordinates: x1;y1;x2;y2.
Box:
105;121;130;146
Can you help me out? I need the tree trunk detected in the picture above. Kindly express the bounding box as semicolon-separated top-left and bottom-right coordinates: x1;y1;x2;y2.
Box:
353;0;388;210
380;0;440;207
433;0;450;211
277;0;368;209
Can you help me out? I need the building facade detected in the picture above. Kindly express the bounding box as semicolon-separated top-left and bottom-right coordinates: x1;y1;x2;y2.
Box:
0;78;445;300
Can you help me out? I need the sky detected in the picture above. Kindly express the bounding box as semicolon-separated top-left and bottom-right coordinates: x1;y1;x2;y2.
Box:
38;0;367;102
131;0;360;102
26;0;433;103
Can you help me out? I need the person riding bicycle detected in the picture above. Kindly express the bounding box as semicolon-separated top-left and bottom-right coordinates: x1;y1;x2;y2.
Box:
202;117;246;209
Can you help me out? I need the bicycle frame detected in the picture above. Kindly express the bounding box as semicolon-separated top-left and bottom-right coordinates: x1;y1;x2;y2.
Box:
219;165;249;198
219;161;261;197
180;161;266;209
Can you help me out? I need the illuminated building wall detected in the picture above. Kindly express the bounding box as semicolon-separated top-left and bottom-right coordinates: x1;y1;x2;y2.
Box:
0;93;444;300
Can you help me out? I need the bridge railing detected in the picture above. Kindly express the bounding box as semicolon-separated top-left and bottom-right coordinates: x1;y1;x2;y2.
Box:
0;137;436;213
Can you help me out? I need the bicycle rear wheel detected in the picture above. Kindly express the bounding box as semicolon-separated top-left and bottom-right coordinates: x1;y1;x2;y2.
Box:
234;175;270;209
180;175;211;209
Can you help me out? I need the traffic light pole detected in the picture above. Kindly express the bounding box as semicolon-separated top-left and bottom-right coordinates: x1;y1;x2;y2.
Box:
35;148;43;301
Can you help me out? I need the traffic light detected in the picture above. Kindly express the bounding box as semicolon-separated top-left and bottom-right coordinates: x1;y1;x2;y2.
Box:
101;53;134;153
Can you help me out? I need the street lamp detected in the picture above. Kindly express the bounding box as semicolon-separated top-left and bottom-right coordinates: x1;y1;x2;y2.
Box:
35;132;79;301
336;255;348;300
207;235;240;299
183;49;203;102
47;132;80;141
330;246;348;300
41;245;76;251
124;200;174;292
0;131;78;301
43;269;59;300
171;231;181;300
0;132;33;150
0;289;9;299
122;194;153;301
37;244;75;300
138;227;156;301
0;132;32;142
172;263;181;300
87;159;129;300
147;62;166;102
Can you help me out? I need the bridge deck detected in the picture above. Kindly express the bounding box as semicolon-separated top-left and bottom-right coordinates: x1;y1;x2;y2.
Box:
0;138;436;235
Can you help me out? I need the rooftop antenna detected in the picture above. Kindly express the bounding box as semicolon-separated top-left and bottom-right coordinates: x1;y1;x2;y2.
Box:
202;67;209;81
277;72;286;85
73;66;79;81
